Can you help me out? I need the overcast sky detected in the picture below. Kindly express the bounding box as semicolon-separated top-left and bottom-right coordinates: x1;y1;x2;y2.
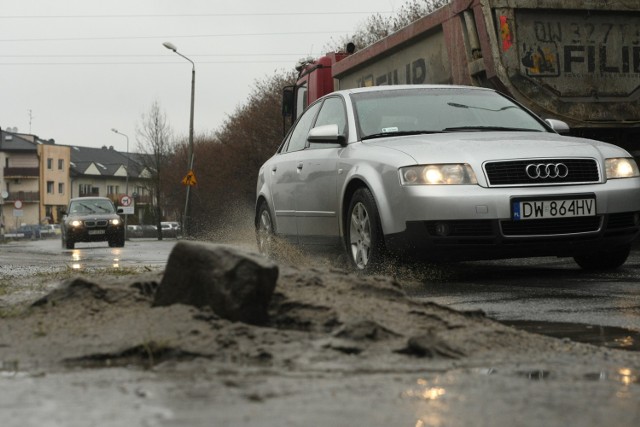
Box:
1;0;398;151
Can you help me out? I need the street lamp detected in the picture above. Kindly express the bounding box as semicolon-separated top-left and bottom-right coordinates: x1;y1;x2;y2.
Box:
163;41;195;237
111;128;130;239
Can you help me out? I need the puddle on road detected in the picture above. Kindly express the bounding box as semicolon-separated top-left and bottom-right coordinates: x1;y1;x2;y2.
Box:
501;320;640;352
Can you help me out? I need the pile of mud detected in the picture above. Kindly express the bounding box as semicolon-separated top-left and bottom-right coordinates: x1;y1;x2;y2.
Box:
2;253;633;375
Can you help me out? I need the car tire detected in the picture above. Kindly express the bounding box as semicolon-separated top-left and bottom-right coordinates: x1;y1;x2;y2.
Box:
346;187;386;272
256;201;275;258
573;245;631;271
63;236;75;250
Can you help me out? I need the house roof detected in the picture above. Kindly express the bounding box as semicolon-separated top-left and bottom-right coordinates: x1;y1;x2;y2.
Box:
69;145;146;178
0;130;37;152
0;128;150;180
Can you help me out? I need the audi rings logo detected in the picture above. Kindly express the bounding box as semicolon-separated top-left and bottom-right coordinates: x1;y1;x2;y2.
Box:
525;163;569;179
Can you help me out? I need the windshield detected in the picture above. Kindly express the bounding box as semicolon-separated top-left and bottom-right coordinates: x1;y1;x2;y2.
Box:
352;88;547;140
69;199;116;214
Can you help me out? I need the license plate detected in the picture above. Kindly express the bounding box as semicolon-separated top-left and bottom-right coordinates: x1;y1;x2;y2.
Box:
512;198;595;221
88;229;106;235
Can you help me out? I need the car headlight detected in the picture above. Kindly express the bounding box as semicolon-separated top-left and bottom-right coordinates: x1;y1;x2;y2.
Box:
70;220;83;227
400;164;478;185
605;158;640;179
110;218;121;225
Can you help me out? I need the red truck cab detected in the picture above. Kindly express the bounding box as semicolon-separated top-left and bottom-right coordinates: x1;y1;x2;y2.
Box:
283;44;355;122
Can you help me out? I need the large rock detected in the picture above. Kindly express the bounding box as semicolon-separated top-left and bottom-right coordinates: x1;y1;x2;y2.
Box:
153;242;278;325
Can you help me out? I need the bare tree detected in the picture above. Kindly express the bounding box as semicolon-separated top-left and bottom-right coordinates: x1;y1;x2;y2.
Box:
136;100;174;240
326;0;449;52
180;72;295;239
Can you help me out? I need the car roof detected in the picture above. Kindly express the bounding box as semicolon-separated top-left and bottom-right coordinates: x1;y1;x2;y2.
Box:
69;197;112;202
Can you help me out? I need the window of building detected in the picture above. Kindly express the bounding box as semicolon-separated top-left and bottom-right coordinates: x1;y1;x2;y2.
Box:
107;185;119;195
58;183;64;194
58;159;64;170
47;181;54;194
47;158;53;169
79;183;92;196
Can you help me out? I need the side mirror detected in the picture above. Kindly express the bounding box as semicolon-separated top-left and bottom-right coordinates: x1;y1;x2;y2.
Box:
308;124;346;145
116;207;124;214
545;118;570;134
282;86;295;119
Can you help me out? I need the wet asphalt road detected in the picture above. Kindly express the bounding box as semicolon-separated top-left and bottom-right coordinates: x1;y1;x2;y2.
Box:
407;250;640;330
405;247;640;351
2;237;639;349
0;237;176;272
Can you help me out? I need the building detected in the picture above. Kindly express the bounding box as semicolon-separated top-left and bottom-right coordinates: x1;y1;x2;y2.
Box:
0;129;71;230
69;145;152;223
1;127;151;233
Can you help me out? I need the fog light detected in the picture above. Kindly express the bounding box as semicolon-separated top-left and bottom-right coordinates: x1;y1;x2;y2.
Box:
434;222;451;236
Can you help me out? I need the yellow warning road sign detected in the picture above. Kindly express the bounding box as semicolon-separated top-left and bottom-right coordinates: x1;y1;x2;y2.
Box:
182;170;197;186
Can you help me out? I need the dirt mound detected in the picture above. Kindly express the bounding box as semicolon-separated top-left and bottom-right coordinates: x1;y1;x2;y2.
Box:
0;255;576;375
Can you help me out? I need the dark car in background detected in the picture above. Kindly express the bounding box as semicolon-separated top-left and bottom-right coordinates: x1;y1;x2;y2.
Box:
126;225;143;238
61;197;125;249
17;224;42;239
141;224;158;238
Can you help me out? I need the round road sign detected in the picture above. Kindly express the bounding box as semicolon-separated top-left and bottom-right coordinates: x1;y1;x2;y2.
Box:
119;195;132;207
14;200;23;209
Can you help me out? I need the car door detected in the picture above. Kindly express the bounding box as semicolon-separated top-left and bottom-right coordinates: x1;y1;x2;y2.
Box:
295;96;348;246
268;101;322;242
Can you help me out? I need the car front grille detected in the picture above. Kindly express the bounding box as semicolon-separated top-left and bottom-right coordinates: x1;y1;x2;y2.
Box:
484;159;600;186
500;216;602;236
84;220;108;227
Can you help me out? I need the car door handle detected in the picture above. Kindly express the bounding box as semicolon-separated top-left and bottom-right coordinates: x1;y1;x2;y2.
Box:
297;162;303;170
271;166;277;173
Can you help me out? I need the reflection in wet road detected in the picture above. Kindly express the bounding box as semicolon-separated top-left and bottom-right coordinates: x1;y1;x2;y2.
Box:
0;238;177;273
503;320;640;352
61;239;176;270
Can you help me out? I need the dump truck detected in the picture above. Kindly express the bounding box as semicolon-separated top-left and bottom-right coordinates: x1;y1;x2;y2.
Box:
284;0;640;157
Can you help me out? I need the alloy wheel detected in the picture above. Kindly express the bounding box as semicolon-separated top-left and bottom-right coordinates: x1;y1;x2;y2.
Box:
349;202;371;269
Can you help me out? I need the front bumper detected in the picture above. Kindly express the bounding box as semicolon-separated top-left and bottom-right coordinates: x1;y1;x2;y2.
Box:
66;225;124;243
385;212;640;261
381;178;640;260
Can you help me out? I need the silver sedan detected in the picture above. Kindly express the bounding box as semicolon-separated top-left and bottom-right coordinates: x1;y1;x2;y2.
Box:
255;86;640;271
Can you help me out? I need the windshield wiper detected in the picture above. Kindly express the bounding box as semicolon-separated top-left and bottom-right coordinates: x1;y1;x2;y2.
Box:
447;102;519;112
361;130;444;141
442;126;543;132
78;203;96;213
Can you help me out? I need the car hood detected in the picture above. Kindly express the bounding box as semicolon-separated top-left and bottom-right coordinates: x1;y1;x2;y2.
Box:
65;213;119;221
365;131;625;164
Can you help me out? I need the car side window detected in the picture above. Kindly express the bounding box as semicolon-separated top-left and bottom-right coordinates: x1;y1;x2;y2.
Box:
314;96;347;136
284;101;321;153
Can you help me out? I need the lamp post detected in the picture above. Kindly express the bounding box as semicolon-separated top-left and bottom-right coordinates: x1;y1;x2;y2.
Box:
111;128;130;239
163;41;195;237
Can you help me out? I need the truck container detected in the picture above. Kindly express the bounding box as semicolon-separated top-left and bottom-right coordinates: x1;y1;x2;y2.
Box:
286;0;640;157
